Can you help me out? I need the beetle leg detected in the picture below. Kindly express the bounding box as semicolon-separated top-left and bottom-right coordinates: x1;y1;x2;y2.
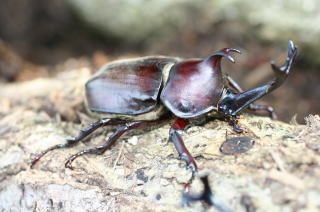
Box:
169;119;197;184
30;118;124;168
225;75;243;93
247;104;277;120
182;176;230;212
227;116;243;133
64;120;162;169
226;75;277;119
218;40;297;120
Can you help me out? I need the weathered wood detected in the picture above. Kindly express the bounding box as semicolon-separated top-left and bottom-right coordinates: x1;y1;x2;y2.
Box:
1;68;319;211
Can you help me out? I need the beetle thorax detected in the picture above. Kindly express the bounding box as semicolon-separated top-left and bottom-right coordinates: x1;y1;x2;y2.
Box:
160;58;224;118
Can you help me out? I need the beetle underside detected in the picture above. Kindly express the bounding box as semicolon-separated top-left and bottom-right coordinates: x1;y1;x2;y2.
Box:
31;40;297;209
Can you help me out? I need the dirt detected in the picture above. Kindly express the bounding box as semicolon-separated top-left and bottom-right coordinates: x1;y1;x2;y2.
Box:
0;65;319;211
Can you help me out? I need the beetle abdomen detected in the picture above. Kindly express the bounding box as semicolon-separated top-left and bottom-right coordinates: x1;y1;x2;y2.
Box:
86;57;177;115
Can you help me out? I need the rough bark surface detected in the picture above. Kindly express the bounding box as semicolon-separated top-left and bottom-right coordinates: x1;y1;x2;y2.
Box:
0;68;319;212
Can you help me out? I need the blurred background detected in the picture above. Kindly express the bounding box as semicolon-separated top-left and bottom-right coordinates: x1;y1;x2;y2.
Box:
0;0;319;123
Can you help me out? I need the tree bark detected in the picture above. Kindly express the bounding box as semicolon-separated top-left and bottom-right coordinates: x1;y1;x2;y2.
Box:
1;68;319;212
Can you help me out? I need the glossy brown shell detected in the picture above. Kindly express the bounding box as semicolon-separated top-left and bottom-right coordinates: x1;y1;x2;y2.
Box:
160;49;237;118
86;57;177;115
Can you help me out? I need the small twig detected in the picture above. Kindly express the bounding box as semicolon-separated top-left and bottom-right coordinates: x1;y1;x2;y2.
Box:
113;140;125;170
270;151;286;172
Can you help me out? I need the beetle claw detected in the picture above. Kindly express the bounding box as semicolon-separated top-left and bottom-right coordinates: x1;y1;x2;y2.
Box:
187;163;197;173
271;40;297;75
65;155;77;170
65;161;74;170
288;40;296;57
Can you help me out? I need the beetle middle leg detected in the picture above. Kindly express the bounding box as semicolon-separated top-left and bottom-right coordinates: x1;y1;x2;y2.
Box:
169;118;197;186
226;75;277;119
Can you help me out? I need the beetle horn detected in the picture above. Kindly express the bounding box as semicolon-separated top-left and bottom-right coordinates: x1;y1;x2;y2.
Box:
205;48;241;64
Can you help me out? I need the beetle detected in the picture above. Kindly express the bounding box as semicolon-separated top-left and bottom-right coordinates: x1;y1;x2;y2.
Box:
31;41;297;180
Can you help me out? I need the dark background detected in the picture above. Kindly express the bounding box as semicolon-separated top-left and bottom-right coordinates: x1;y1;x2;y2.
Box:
0;0;319;123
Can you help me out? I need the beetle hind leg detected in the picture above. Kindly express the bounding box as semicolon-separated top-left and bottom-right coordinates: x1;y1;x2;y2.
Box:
64;119;163;169
30;118;124;168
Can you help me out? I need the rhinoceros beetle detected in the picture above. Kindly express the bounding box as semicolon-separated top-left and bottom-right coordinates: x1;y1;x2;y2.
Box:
31;41;297;183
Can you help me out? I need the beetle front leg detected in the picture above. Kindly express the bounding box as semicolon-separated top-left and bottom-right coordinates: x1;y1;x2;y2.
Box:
169;119;197;184
226;115;243;133
247;104;276;120
30;118;124;168
218;40;297;120
226;75;277;119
